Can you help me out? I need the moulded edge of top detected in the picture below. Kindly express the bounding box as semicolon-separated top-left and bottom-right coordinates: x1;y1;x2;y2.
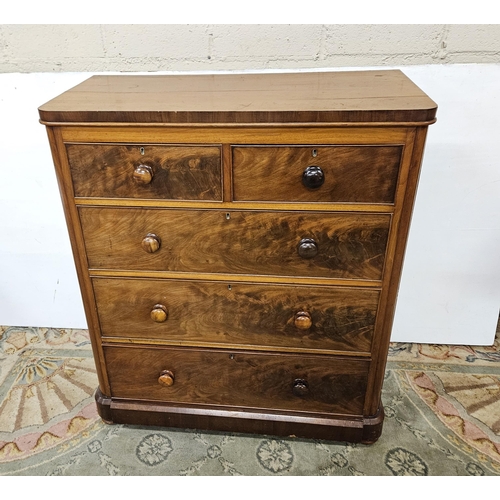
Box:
38;70;438;125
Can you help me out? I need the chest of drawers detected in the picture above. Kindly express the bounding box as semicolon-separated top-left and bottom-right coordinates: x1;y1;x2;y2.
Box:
39;70;436;443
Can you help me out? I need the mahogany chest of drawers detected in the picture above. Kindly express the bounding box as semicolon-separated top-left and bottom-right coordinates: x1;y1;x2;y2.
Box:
39;71;436;443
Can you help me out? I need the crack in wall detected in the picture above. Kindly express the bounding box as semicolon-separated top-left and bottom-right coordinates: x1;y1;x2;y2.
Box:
0;25;498;73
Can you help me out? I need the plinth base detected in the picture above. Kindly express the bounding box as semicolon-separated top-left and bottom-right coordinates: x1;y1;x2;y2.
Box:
95;389;384;444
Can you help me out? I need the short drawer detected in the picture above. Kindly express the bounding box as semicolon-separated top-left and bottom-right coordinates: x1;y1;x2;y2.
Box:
66;143;222;200
104;345;369;416
80;208;391;280
93;278;380;353
232;145;402;203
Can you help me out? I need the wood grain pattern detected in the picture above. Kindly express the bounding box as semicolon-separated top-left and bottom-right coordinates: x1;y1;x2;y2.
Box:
67;144;222;200
61;126;411;147
94;387;381;442
38;71;437;124
93;278;380;353
104;345;369;416
233;145;402;203
41;70;436;443
364;126;430;416
45;127;112;395
88;269;381;289
80;208;391;280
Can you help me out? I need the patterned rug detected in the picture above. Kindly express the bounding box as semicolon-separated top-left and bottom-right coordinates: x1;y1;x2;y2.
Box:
0;323;499;476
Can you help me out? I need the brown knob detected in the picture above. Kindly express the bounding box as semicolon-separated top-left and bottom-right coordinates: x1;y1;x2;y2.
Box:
158;370;175;387
141;233;161;253
150;304;168;323
133;164;154;185
292;379;309;397
302;165;325;189
294;311;312;330
297;238;318;259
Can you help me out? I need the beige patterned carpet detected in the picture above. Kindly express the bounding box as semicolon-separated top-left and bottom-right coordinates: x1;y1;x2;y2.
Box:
0;323;499;476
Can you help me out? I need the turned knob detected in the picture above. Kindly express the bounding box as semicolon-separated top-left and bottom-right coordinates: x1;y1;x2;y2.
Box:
297;238;318;259
294;311;312;330
141;233;161;253
158;370;175;387
133;164;154;185
302;165;324;189
292;379;309;397
150;304;168;323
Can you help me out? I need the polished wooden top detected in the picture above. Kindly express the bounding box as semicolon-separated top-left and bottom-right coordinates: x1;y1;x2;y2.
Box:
38;70;437;124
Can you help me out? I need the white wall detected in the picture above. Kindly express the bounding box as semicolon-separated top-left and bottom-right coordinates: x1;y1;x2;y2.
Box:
0;74;86;330
393;64;500;346
0;25;499;345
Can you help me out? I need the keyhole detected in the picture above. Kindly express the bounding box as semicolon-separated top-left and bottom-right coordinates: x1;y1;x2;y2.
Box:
312;149;318;157
140;147;145;155
226;213;231;220
227;284;232;291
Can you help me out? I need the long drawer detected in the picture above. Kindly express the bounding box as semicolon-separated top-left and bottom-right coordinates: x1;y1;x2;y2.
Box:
93;277;380;353
232;145;402;203
80;208;391;280
104;345;369;416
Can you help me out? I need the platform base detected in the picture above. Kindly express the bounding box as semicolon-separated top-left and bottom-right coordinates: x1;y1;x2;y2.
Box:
95;389;384;444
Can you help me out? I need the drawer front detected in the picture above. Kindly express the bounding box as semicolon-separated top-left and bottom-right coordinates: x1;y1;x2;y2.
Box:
94;278;379;353
67;144;222;200
104;345;369;415
80;208;390;280
232;145;402;203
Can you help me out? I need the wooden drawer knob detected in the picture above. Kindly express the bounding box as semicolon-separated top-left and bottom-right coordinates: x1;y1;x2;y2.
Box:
151;304;168;322
141;233;161;253
292;379;309;397
297;238;318;259
133;164;154;185
158;370;175;387
302;165;324;189
294;311;312;330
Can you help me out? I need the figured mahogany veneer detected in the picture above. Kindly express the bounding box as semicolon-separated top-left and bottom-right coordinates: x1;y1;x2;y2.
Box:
67;144;222;200
79;208;390;280
92;278;379;353
39;70;436;443
103;345;370;416
232;145;402;203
